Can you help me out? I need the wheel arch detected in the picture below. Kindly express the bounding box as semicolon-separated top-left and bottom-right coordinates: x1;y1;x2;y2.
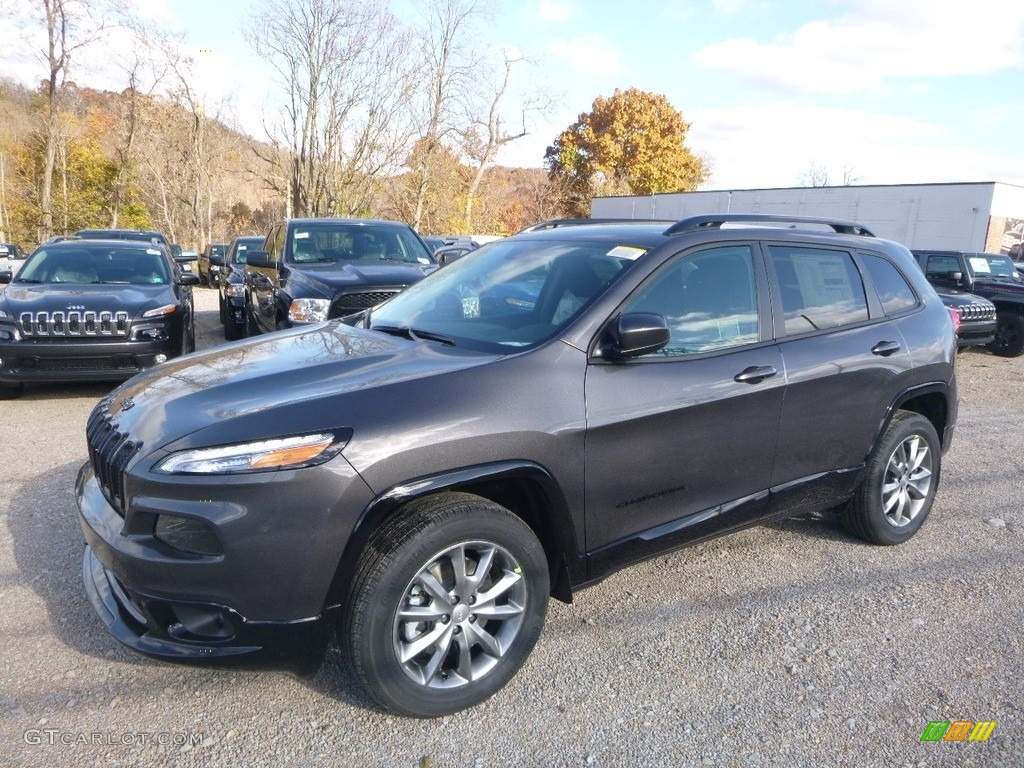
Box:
323;461;583;612
880;382;951;455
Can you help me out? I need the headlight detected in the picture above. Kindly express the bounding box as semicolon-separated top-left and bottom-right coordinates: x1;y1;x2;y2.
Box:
225;283;245;297
289;298;330;323
0;309;8;318
143;304;178;318
156;432;346;474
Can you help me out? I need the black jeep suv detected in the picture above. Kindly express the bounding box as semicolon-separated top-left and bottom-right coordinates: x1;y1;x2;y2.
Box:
243;218;437;334
76;215;957;717
218;235;265;341
0;238;198;399
912;249;1024;357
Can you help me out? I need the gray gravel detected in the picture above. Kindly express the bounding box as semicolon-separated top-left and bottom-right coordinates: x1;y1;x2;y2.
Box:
1;287;1021;767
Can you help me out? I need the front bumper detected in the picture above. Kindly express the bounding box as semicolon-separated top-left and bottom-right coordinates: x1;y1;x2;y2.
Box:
956;319;997;347
0;336;181;384
76;451;375;672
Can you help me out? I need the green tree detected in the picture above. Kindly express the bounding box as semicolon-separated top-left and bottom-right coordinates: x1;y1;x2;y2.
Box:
544;87;709;217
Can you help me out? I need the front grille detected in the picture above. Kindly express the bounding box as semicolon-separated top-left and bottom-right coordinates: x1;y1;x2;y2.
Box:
329;290;401;318
86;401;140;517
15;356;139;373
953;303;996;322
19;310;129;337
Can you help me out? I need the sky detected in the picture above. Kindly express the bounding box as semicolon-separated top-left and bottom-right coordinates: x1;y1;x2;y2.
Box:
3;0;1024;191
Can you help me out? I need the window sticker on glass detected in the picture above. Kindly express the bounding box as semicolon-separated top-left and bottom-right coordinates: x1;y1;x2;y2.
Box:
294;232;310;240
607;246;646;260
147;248;161;255
970;257;991;274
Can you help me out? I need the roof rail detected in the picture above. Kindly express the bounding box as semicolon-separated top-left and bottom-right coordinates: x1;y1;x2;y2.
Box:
515;217;672;234
664;214;876;237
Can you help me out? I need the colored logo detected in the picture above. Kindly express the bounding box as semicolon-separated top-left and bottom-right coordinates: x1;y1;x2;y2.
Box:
920;720;996;742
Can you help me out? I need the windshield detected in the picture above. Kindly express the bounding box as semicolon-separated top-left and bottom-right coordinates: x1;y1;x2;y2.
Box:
15;245;171;285
965;253;1020;280
228;237;265;265
369;237;647;352
287;223;434;265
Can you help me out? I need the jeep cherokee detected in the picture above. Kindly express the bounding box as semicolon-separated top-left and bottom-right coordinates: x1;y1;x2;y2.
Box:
76;214;957;717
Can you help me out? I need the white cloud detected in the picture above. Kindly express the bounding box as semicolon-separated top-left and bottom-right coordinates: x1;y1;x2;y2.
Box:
687;102;1024;189
536;0;573;22
547;35;624;76
694;0;1024;96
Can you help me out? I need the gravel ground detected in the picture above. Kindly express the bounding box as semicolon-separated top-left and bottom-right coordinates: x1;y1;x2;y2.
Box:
1;286;1021;767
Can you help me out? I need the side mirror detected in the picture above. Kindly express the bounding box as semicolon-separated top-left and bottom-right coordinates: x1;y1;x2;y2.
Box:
210;254;225;266
245;250;275;269
602;313;670;359
0;269;11;284
951;271;963;283
177;273;200;286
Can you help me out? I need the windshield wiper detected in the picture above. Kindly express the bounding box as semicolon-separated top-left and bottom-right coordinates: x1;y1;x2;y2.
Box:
372;324;455;346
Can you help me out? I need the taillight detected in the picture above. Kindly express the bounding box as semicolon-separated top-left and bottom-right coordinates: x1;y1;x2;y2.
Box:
948;307;961;334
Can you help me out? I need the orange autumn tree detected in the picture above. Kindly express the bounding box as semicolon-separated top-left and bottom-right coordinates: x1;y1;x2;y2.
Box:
545;87;709;217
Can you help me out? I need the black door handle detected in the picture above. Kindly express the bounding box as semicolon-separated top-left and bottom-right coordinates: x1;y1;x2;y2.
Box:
734;365;778;384
871;340;901;357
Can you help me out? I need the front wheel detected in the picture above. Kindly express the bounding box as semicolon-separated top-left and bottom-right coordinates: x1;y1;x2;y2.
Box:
0;382;24;400
843;411;941;545
987;311;1024;357
343;493;549;718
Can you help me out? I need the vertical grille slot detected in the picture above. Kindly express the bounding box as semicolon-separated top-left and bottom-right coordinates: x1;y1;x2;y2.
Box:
86;402;139;517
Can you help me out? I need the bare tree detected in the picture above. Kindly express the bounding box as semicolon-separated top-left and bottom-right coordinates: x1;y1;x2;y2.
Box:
30;0;121;239
410;0;484;230
840;164;863;186
247;0;418;219
798;161;829;188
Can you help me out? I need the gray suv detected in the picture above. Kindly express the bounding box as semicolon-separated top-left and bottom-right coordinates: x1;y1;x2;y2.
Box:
76;215;957;717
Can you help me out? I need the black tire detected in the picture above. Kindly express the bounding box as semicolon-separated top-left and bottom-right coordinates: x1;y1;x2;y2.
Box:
245;304;260;337
0;382;25;400
218;296;226;325
843;411;940;545
186;312;196;353
343;492;549;718
224;318;244;341
986;310;1024;358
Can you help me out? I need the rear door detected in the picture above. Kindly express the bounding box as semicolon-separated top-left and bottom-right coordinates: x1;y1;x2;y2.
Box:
765;243;915;513
584;243;784;557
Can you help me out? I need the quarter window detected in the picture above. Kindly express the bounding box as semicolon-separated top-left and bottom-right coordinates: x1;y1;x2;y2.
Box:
769;247;868;335
860;253;918;315
622;245;759;357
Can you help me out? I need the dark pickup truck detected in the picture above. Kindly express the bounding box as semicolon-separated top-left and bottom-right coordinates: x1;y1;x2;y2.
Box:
913;250;1024;357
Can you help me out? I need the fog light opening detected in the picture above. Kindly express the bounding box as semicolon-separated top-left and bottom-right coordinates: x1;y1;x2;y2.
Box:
155;353;168;364
167;604;236;641
154;514;222;555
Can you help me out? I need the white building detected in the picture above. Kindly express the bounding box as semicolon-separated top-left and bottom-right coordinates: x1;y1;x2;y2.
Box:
591;181;1024;253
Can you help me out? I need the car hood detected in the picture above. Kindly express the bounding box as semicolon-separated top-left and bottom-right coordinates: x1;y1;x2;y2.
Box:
104;321;492;454
2;283;176;316
286;261;437;297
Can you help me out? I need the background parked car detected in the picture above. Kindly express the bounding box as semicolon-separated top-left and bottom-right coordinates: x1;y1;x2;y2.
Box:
243;218;437;334
912;249;1024;357
0;243;25;259
219;235;265;340
935;290;997;349
0;238;199;398
198;242;228;286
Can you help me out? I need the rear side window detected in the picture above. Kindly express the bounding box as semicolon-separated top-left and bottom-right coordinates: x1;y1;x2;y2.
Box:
924;254;961;279
860;254;918;315
769;246;868;335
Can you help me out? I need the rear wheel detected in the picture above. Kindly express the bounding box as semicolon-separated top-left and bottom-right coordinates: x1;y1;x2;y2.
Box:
987;310;1024;357
344;493;549;718
245;303;260;337
844;411;940;545
224;318;244;341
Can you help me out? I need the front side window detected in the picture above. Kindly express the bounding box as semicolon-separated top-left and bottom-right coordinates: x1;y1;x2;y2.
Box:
621;245;759;357
769;246;868;335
